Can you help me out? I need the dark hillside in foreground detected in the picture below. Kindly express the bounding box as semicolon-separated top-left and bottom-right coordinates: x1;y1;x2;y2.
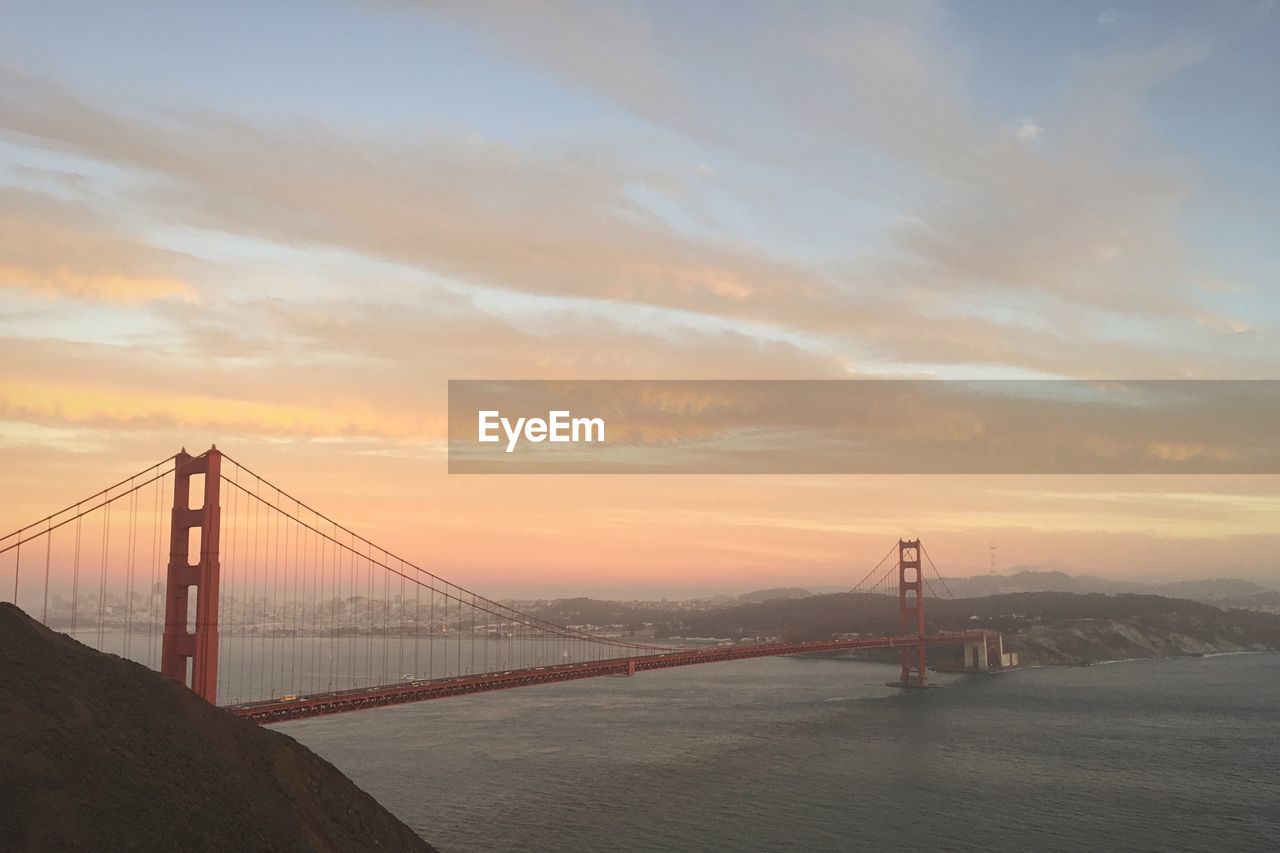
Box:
0;603;436;853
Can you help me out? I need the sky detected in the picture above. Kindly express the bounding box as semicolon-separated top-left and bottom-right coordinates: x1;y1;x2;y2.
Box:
1;0;1278;596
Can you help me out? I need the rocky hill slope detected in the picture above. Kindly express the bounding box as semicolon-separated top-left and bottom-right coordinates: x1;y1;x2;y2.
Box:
0;603;436;852
1009;614;1275;666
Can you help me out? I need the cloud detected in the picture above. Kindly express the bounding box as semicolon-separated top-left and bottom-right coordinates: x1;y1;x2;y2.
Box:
0;13;1269;385
0;375;434;437
0;71;855;328
1194;313;1256;336
0;188;194;302
1191;275;1247;294
0;285;852;447
1014;118;1043;141
1097;9;1121;27
396;5;1259;361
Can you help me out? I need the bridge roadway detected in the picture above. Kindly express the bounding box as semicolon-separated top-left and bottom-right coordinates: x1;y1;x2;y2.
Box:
228;631;987;724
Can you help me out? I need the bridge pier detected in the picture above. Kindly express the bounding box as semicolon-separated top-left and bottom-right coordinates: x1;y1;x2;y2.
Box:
963;639;989;671
960;632;1018;672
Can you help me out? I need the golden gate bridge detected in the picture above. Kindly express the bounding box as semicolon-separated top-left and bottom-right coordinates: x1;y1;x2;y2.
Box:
1;447;1005;724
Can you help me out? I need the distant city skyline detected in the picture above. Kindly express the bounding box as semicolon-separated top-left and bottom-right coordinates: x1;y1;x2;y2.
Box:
2;1;1278;595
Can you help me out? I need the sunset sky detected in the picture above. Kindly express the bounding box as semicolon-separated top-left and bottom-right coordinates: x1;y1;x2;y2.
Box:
2;1;1278;596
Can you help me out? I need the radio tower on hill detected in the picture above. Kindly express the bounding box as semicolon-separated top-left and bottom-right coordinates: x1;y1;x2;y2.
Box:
989;541;998;576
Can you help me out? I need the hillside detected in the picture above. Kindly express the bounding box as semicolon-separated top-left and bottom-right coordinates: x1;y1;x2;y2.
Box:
736;587;813;604
0;604;436;853
523;590;1280;667
1010;614;1277;666
677;590;1280;666
935;570;1280;612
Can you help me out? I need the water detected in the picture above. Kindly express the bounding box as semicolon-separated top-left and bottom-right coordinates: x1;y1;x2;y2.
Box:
64;630;1280;850
275;652;1280;852
65;629;622;705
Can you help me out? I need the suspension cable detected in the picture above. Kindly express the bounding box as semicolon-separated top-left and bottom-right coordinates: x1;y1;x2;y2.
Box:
220;473;669;652
920;543;956;600
0;454;209;557
217;452;669;650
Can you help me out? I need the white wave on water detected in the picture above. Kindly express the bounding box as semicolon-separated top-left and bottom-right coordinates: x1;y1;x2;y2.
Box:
1090;657;1148;666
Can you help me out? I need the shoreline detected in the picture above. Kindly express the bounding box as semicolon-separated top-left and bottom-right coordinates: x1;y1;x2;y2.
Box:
998;648;1275;672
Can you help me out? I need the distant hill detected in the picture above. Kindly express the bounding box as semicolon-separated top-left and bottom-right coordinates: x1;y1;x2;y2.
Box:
521;578;1280;664
517;597;653;630
673;590;1280;666
0;603;436;853
737;587;812;604
936;570;1280;612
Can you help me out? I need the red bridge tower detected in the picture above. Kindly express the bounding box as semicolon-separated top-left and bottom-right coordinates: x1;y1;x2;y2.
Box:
898;538;928;687
160;447;222;703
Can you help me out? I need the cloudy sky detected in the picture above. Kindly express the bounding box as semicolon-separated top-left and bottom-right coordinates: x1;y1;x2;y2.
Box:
2;1;1277;595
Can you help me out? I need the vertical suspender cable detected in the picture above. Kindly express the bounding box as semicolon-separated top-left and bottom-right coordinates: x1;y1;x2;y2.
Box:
42;520;51;624
333;525;341;688
398;558;405;679
148;474;161;669
227;469;240;700
71;514;81;636
304;509;313;695
346;530;355;689
314;518;323;693
326;528;333;689
97;503;110;650
381;549;389;683
124;485;137;659
366;541;373;686
325;521;333;691
271;487;281;697
290;496;299;693
414;569;420;678
250;483;261;701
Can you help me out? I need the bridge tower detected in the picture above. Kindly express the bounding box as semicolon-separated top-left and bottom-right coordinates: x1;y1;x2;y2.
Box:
160;447;222;703
897;538;928;687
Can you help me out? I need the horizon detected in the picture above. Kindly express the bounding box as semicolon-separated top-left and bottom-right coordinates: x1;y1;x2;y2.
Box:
475;564;1280;601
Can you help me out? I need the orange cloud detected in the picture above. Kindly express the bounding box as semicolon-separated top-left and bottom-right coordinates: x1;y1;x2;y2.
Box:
0;377;435;438
0;188;194;303
0;265;191;303
6;73;1271;379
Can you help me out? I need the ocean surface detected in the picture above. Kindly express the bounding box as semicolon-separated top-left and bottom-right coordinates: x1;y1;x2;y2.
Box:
280;653;1279;852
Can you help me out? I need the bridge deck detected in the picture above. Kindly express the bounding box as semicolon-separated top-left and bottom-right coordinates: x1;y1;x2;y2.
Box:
228;632;986;724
